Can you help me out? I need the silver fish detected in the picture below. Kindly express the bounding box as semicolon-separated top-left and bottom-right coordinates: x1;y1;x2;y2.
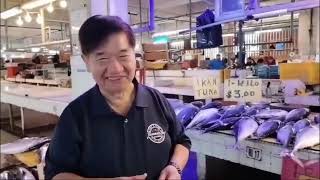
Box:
191;101;204;108
186;108;219;129
284;108;309;123
242;106;259;117
176;104;199;126
292;125;320;153
200;101;222;110
204;117;241;133
233;117;259;147
277;123;294;147
256;119;282;139
255;109;288;120
220;105;246;119
292;119;310;134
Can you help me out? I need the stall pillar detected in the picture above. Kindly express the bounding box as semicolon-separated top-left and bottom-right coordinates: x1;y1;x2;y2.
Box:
298;7;320;59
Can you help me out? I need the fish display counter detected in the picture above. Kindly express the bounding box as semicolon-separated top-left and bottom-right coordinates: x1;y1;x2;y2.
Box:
168;99;320;177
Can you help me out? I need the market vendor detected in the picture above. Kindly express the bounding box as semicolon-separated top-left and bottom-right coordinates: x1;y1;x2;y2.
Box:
44;15;191;180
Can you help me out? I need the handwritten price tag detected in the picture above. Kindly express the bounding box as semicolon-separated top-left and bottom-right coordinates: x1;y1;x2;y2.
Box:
193;76;221;100
224;79;262;102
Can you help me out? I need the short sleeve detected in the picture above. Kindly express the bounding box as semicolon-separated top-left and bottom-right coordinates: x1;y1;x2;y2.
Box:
159;94;192;150
44;106;82;180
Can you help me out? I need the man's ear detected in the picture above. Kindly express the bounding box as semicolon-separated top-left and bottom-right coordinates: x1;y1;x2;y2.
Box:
81;54;91;73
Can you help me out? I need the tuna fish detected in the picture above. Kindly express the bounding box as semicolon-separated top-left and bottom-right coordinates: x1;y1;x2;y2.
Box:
191;101;204;108
255;119;282;139
167;98;184;109
176;104;200;126
242;106;259;117
277;122;294;147
200;101;222;110
233;117;259;148
255;109;288;121
203;117;241;133
284;108;310;123
186;108;220;129
292;124;320;153
219;105;246;119
292;119;310;134
247;102;269;110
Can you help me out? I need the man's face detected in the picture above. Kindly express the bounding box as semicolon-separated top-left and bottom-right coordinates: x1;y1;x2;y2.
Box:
83;32;136;93
216;55;221;60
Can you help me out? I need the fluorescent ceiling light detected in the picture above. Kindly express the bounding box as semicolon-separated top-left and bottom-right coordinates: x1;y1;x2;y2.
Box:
47;3;54;13
24;12;32;22
16;16;24;26
152;29;188;38
255;28;282;34
59;0;67;8
222;33;234;37
16;49;25;51
21;0;55;10
31;47;41;52
0;7;23;19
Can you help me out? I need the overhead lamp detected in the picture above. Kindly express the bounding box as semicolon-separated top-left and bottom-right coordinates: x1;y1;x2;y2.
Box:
222;34;234;37
59;0;67;8
255;28;282;34
16;16;24;26
24;12;32;22
36;13;43;24
21;0;54;10
0;7;23;19
31;47;41;52
152;29;188;38
46;3;54;13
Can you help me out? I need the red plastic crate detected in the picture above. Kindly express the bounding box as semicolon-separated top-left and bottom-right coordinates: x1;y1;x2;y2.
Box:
281;157;320;180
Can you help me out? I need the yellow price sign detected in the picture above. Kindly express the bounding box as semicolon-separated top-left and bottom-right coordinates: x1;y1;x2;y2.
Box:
224;79;262;102
192;76;221;100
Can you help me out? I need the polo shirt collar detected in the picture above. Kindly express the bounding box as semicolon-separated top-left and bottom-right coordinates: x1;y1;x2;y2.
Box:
90;78;149;116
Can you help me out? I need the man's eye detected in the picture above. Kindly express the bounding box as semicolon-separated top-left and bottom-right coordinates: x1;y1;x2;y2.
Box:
119;55;129;58
97;58;110;61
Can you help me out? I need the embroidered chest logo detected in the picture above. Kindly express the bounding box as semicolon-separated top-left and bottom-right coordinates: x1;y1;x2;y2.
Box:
147;124;166;144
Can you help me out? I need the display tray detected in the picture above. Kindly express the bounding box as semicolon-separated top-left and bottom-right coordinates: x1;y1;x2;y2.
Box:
186;130;320;175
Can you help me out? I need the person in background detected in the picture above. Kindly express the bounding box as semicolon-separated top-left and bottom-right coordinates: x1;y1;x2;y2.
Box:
208;54;226;69
266;56;276;65
245;57;256;67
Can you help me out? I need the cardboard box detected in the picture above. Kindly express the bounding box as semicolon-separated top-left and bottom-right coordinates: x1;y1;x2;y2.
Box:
142;43;168;52
144;51;168;61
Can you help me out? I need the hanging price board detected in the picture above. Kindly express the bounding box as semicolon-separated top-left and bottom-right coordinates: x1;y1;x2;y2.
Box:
224;79;262;102
193;76;221;100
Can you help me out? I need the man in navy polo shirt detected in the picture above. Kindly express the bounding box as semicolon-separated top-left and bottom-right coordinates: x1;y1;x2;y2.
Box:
44;15;191;180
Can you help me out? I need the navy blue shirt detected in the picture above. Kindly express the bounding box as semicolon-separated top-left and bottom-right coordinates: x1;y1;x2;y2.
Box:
44;80;191;180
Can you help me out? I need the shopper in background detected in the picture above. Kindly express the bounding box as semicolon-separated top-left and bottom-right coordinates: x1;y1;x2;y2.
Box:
208;54;226;69
245;57;256;67
266;56;276;65
45;15;191;180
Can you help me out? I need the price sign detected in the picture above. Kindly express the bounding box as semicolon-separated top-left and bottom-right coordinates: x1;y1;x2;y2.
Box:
224;79;262;102
193;76;221;100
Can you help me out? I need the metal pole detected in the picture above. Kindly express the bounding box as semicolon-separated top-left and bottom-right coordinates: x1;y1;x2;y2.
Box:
40;9;46;43
4;0;9;49
139;0;143;43
238;20;244;68
189;0;192;42
290;0;294;44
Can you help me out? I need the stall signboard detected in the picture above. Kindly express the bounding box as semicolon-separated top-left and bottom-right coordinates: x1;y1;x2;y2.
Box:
192;76;221;99
224;79;262;102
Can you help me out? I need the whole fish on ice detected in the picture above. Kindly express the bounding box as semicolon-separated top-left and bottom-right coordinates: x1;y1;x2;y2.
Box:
255;119;282;139
277;122;294;147
292;119;310;134
200;101;222;110
233;117;259;148
284;108;309;123
219;105;245;119
176;104;199;126
241;106;259;117
186;108;220;129
292;124;320;153
255;109;288;120
204;117;241;133
191;101;204;108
